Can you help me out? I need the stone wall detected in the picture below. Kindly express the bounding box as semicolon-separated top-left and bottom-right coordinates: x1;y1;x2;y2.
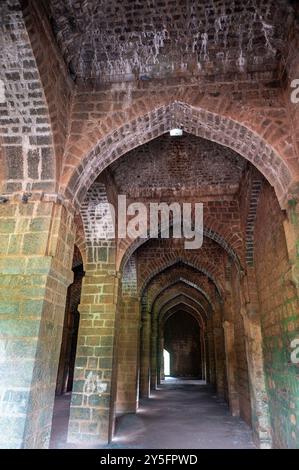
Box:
255;182;299;448
0;0;56;193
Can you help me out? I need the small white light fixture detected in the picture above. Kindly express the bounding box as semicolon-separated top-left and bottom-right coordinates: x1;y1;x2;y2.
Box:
169;128;183;136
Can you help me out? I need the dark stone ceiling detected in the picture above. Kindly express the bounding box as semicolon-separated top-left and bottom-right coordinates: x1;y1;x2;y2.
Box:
44;0;295;84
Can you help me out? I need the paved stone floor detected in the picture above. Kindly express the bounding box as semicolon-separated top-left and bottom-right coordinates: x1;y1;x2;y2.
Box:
50;380;255;449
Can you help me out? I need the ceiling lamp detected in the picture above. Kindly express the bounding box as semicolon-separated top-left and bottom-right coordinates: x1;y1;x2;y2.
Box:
169;128;183;136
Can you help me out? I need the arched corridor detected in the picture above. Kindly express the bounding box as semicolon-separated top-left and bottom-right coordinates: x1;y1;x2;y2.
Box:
0;0;299;451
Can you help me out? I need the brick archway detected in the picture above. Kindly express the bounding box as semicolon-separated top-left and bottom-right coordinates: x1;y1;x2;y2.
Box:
138;258;224;298
117;225;242;273
62;101;293;207
145;272;219;309
150;281;214;316
160;302;206;330
154;289;211;319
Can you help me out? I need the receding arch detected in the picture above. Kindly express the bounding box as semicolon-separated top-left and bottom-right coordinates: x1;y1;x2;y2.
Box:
62;102;292;207
149;277;215;311
151;284;213;318
159;301;206;380
139;258;223;299
119;223;242;274
160;303;206;330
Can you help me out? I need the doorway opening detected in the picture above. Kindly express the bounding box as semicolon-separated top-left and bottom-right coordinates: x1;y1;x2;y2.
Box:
163;349;170;376
163;310;202;379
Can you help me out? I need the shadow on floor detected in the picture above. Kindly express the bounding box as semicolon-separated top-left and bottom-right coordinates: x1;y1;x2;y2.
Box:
50;381;256;449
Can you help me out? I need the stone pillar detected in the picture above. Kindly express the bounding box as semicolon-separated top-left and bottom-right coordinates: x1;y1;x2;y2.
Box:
212;304;226;398
277;201;299;448
223;320;240;416
115;294;140;414
139;315;151;398
200;329;206;380
158;330;164;383
240;273;272;449
241;310;272;448
150;318;158;390
206;319;216;387
67;243;119;445
205;333;210;383
213;327;226;398
0;197;75;448
283;200;299;290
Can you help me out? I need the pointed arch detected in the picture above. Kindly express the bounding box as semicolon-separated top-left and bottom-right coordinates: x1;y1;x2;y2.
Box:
62;102;292;208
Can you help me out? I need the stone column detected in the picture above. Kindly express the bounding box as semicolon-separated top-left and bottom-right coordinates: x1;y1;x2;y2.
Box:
158;329;164;383
139;315;151;398
223;320;240;416
0;197;75;448
67;243;119;445
206;318;216;387
283;200;299;292
150;318;158;390
115;294;140;414
205;333;210;383
212;304;226;398
200;329;206;380
278;201;299;448
240;273;272;449
213;327;226;398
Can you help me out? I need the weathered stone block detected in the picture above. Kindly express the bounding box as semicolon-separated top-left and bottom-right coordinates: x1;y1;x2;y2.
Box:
70;394;83;406
8;234;22;255
69;407;90;420
22;233;48;255
0;319;40;337
29;217;51;232
100;335;113;346
0;220;16;234
0;302;20;315
99;357;113;369
72;380;85;393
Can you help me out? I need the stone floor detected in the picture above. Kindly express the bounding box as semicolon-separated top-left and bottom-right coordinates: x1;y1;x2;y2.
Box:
50;379;255;449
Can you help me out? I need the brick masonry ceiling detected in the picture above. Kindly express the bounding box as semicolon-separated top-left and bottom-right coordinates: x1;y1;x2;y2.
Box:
45;0;295;84
107;133;246;196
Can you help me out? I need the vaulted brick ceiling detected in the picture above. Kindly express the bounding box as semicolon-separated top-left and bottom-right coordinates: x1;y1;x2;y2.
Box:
45;0;294;84
108;134;246;196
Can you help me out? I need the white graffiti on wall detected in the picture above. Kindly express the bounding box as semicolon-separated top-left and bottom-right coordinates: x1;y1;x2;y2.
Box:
83;372;107;396
0;79;5;103
291;338;299;364
0;390;27;416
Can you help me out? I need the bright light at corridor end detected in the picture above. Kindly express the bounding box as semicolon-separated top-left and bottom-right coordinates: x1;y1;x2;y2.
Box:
164;349;170;376
169;128;183;136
